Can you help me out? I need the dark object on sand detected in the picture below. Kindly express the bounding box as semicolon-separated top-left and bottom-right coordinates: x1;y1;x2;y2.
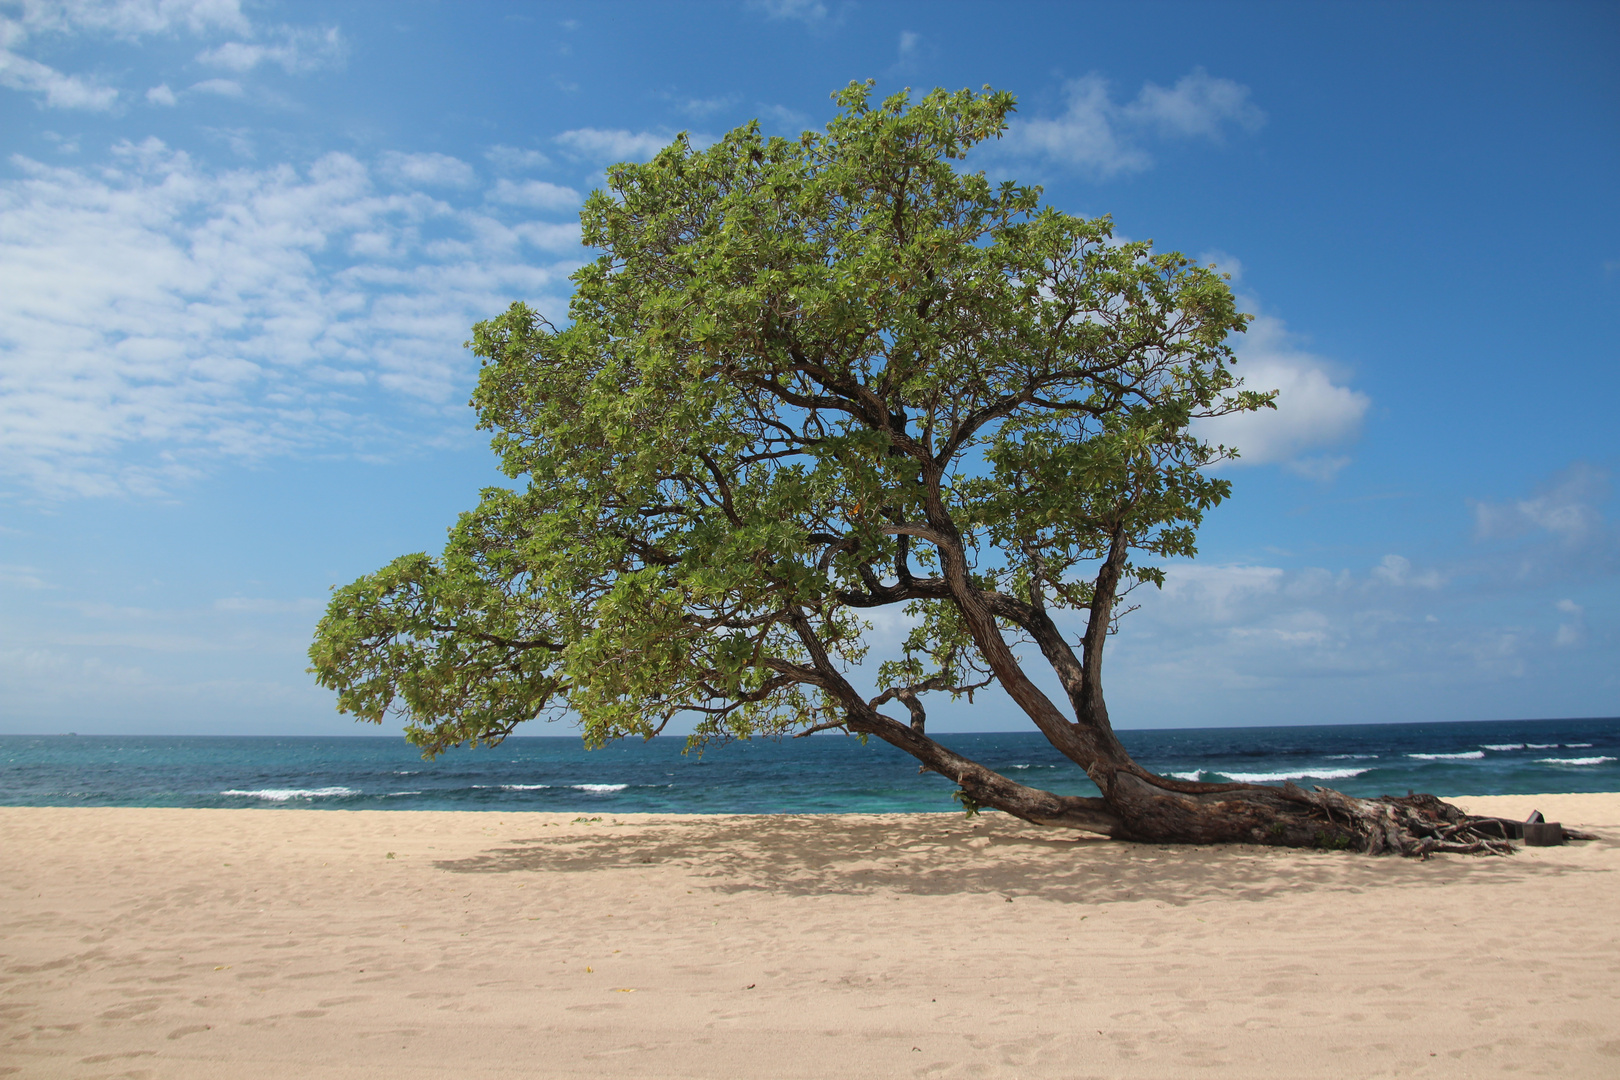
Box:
1519;809;1578;846
1470;817;1526;840
1466;810;1600;847
1524;821;1565;846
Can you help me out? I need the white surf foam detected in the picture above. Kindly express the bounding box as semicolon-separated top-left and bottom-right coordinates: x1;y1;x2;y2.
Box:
1325;754;1379;760
500;784;551;790
1526;743;1558;749
221;786;357;802
1480;744;1524;751
1407;751;1485;761
1564;743;1594;748
1217;767;1371;784
1535;756;1615;766
1170;767;1370;783
572;783;628;793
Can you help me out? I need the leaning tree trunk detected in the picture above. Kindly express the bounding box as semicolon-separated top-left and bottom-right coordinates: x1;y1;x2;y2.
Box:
846;706;1521;856
814;501;1546;856
886;513;1535;855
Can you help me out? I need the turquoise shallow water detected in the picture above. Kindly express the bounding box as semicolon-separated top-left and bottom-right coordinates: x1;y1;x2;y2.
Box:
1;718;1616;813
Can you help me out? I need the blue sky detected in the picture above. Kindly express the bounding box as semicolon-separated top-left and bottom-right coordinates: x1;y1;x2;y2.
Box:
1;0;1615;737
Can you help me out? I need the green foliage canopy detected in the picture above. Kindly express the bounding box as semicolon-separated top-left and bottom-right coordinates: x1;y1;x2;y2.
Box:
309;83;1269;760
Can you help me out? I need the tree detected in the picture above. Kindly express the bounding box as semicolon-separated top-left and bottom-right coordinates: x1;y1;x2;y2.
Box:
310;84;1510;855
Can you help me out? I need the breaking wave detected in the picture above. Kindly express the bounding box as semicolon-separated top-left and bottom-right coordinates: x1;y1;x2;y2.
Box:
1480;744;1524;751
1407;751;1484;761
1168;767;1370;783
220;786;357;802
1535;756;1615;767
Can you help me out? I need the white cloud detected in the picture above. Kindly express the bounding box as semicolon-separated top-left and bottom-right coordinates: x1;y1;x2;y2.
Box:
1554;599;1584;647
555;128;675;164
379;151;476;189
487;178;580;210
1113;556;1467;699
512;220;582;252
200;123;253;157
1123;67;1266;140
0;47;119;109
1156;563;1284;621
1283;455;1352;482
0;563;50;589
1371;554;1444;590
188;76;240;96
1472;464;1610;546
749;0;829;22
1196;248;1243;283
666;93;736;119
195;25;345;74
486;145;550;172
0;140;580;497
759;103;810;130
1093;467;1617;717
11;1;252;39
1004;68;1265;179
145;81;176;105
1006;75;1148;179
898;30;918;56
1;0;337;111
1196;310;1370;472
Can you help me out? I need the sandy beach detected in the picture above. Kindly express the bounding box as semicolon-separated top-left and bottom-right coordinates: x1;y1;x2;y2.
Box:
2;794;1617;1079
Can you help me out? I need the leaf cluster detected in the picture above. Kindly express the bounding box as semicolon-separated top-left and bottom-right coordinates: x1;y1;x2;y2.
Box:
309;83;1270;756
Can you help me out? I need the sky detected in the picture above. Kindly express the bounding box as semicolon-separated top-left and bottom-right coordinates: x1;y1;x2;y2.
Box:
1;0;1616;738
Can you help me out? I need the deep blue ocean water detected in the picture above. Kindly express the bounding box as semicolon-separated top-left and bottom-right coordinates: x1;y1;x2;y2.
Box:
2;718;1616;813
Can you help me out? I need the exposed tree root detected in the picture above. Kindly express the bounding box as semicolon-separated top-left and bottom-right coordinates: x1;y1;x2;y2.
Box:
1032;770;1582;857
866;715;1591;858
1282;785;1518;857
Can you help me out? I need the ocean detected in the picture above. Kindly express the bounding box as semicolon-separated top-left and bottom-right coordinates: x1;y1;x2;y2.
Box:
2;717;1616;813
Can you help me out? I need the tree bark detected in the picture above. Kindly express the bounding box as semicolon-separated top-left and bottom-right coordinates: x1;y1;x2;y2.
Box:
840;511;1522;856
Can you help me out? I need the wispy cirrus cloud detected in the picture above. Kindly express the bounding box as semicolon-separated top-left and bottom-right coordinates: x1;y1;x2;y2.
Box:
0;42;119;108
554;127;677;164
195;24;345;74
7;1;251;39
379;151;477;189
1103;555;1609;719
485;145;551;173
188;76;240;97
0;139;583;497
0;0;339;111
1005;67;1265;179
665;93;737;119
748;0;830;23
1472;463;1612;548
1101;464;1616;718
487;177;580;210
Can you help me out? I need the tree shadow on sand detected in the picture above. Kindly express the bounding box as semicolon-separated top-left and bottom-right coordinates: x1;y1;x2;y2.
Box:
431;813;1610;907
